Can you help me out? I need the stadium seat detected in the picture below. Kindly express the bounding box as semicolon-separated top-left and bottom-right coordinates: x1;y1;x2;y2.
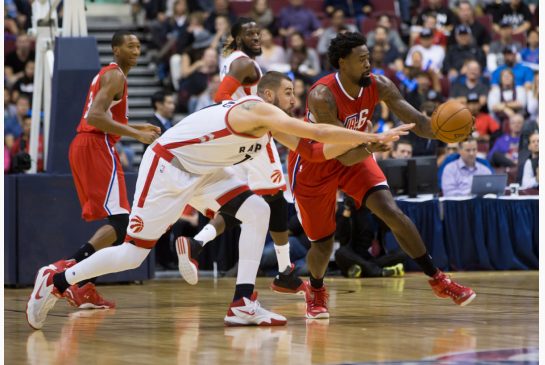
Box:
369;0;396;14
440;77;450;99
360;17;377;35
229;1;252;16
476;15;493;35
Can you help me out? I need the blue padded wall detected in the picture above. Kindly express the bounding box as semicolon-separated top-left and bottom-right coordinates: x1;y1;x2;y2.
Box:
5;175;18;285
15;173;153;285
47;37;100;173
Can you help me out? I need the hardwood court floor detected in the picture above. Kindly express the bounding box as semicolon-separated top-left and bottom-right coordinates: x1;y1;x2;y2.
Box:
5;271;538;364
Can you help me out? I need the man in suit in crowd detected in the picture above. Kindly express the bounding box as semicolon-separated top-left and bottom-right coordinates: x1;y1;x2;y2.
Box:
149;91;175;134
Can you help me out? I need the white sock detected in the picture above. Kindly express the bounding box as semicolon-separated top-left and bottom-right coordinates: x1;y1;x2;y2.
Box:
64;243;150;285
274;242;291;273
234;195;270;285
194;224;217;246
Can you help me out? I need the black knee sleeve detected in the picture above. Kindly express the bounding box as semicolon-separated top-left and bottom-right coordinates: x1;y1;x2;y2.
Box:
263;191;288;232
219;212;242;230
218;190;254;229
107;214;129;245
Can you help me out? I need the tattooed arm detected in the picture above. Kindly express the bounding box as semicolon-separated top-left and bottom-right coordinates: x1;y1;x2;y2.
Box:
376;74;435;139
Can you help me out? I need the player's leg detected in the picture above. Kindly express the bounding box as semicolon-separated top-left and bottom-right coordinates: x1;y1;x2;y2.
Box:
365;189;476;306
26;149;190;329
263;191;306;295
66;134;131;308
223;193;286;326
292;186;337;319
189;170;287;326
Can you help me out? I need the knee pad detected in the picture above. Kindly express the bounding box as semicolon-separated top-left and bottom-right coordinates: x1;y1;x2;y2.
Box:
108;214;129;245
262;191;288;232
219;189;254;216
219;212;242;231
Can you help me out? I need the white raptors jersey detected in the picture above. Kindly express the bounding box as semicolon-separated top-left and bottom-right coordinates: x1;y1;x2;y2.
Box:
157;96;269;175
220;50;263;100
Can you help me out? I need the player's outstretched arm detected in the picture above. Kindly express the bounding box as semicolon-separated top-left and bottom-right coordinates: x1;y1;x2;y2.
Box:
230;100;413;145
87;70;160;144
375;74;435;139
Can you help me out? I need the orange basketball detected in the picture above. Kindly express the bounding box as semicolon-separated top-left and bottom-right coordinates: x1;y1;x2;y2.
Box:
431;100;473;143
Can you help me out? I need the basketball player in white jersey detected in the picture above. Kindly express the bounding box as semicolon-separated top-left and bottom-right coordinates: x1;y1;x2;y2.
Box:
177;18;304;295
27;71;413;329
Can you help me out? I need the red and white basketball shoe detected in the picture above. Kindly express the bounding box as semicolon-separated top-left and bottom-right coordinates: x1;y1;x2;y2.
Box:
305;282;329;319
224;292;287;327
429;270;476;306
176;236;202;285
64;283;116;309
26;259;76;330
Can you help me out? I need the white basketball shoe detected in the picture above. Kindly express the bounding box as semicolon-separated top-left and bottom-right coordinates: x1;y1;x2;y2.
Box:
27;260;75;330
224;292;287;327
176;236;202;285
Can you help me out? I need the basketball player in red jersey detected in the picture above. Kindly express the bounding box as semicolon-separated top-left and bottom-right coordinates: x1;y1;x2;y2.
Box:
289;32;476;319
61;30;160;309
178;19;306;296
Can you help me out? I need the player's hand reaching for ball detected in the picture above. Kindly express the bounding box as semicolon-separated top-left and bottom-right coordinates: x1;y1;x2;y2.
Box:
374;123;414;143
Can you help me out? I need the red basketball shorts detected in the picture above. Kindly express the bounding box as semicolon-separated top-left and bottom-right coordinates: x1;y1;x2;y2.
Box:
69;133;130;221
289;155;388;241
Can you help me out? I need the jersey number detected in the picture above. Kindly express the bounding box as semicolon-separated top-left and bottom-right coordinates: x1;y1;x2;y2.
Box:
234;154;253;165
83;74;99;119
344;109;369;130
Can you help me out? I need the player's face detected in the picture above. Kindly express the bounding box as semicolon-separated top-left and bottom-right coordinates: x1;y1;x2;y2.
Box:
269;79;296;116
115;35;141;67
341;45;371;88
239;23;262;57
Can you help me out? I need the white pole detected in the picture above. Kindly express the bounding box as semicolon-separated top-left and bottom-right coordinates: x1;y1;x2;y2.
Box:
42;50;54;170
28;33;46;173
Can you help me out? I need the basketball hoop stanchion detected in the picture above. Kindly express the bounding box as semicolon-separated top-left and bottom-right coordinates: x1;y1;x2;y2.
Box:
28;0;87;173
28;18;56;173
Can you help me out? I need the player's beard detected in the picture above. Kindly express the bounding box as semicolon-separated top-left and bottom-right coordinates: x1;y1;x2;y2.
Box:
274;96;294;116
242;43;262;57
359;74;372;88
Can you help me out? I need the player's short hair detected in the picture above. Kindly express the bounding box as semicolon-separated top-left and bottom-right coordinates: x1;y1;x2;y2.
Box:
111;30;137;48
223;17;255;55
328;32;367;69
151;91;168;110
257;71;292;95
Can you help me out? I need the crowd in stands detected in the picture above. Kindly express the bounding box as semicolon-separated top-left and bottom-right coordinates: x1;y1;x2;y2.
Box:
5;0;540;195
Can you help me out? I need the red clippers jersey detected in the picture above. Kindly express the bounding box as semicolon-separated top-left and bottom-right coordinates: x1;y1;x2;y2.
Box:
305;72;379;131
76;63;128;145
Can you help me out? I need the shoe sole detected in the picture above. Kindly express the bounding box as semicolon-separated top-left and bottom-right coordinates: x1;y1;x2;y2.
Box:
433;291;477;306
78;303;115;310
305;312;330;319
270;283;307;296
458;292;477;306
176;237;199;285
224;317;287;327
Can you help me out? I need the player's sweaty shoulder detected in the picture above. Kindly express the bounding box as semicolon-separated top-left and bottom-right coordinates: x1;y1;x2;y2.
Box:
308;84;339;125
